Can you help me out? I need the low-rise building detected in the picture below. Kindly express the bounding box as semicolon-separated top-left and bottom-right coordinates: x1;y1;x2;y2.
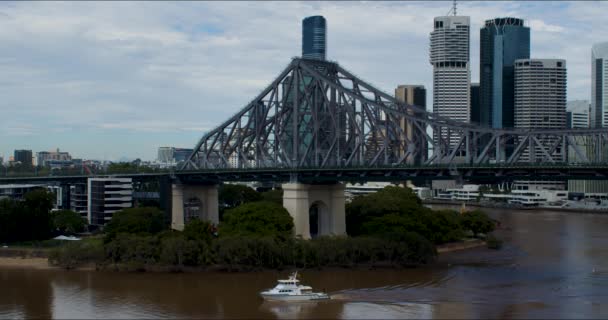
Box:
87;178;133;225
508;189;568;206
344;182;392;201
37;149;72;167
0;184;44;201
448;184;480;201
70;183;88;219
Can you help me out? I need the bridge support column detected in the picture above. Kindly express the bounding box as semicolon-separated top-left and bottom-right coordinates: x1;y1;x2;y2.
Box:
171;184;185;231
282;183;346;239
171;184;219;231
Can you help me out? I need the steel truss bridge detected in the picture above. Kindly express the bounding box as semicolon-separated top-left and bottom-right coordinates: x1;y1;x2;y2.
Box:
182;58;608;178
2;58;608;186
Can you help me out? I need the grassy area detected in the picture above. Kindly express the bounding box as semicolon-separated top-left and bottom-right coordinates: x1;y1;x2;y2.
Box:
3;235;103;250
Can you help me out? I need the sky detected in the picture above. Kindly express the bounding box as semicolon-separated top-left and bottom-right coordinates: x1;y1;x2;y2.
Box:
0;1;606;162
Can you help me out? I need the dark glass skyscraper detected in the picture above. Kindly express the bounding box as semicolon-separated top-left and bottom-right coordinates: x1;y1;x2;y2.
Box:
479;17;530;128
302;16;326;60
470;83;480;124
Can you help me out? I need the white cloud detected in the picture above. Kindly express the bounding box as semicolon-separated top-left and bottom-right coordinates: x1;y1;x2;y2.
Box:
528;19;564;33
0;1;604;160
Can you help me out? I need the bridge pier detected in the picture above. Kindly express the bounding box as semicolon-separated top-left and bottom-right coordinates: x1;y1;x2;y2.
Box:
171;184;219;231
282;183;346;239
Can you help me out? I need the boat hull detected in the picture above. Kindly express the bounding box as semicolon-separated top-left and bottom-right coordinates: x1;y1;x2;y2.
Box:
260;292;330;301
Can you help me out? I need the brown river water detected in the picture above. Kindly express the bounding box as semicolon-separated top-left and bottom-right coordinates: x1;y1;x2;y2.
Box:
2;207;608;319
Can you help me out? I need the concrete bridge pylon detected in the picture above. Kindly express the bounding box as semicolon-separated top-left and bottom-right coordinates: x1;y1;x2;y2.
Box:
282;183;346;239
171;184;219;231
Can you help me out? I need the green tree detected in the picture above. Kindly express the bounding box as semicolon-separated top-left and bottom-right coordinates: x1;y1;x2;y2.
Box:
424;210;466;244
104;233;159;271
183;219;214;244
0;198;19;242
220;201;294;239
104;207;166;242
22;189;56;241
260;189;283;205
346;186;424;236
460;209;495;237
52;210;86;234
219;184;263;210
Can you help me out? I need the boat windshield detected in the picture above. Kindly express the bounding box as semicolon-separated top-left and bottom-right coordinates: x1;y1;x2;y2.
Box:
279;280;299;285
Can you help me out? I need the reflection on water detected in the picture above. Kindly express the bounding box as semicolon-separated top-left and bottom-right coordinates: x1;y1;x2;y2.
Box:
2;208;608;319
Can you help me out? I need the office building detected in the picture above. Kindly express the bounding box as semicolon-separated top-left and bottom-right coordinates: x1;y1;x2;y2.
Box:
0;184;43;201
395;85;427;164
157;147;174;163
591;42;608;128
514;59;567;129
514;59;567;161
479;18;530;128
470;83;480;124
302;16;326;60
174;148;194;163
429;15;470;148
37;149;72;167
566;100;590;128
13;150;32;167
87;178;133;225
395;85;426;108
46;185;66;210
157;147;194;165
70;183;88;219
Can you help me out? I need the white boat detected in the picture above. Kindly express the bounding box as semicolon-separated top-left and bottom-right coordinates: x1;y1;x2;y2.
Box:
260;272;330;301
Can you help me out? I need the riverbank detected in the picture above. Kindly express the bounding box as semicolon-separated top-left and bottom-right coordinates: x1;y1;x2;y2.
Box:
0;239;488;272
436;239;486;253
0;257;55;270
423;199;608;213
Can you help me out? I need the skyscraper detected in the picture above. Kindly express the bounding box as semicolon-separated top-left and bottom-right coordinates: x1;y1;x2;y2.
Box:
395;85;426;109
302;16;326;60
13;149;32;167
429;15;470;148
470;83;480;124
514;59;566;161
514;59;567;129
395;85;427;164
479;18;530;129
566;100;591;129
591;42;608;128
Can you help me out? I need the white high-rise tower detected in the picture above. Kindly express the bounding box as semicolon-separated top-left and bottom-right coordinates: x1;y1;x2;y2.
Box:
429;14;470;149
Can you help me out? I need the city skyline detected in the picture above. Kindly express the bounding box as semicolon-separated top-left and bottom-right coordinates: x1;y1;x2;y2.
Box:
1;1;606;161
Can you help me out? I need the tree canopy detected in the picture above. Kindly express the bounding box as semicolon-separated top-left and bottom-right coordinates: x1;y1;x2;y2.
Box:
346;186;492;244
218;184;263;210
104;207;166;242
260;189;283;205
0;189;55;242
460;209;495;237
220;201;294;239
52;210;86;234
346;186;424;236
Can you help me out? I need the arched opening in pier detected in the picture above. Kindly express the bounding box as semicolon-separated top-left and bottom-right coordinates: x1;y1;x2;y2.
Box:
309;201;328;238
184;197;203;223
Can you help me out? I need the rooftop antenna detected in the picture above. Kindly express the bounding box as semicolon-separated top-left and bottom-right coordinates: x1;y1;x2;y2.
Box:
446;0;457;16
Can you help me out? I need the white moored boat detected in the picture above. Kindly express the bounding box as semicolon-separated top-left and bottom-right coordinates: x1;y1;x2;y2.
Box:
260;272;330;301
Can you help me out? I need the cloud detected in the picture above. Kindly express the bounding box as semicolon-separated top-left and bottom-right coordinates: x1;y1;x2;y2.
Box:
0;1;604;160
528;19;564;33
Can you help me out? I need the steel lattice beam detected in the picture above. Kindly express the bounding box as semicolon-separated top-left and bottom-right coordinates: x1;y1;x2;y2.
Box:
181;58;608;171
